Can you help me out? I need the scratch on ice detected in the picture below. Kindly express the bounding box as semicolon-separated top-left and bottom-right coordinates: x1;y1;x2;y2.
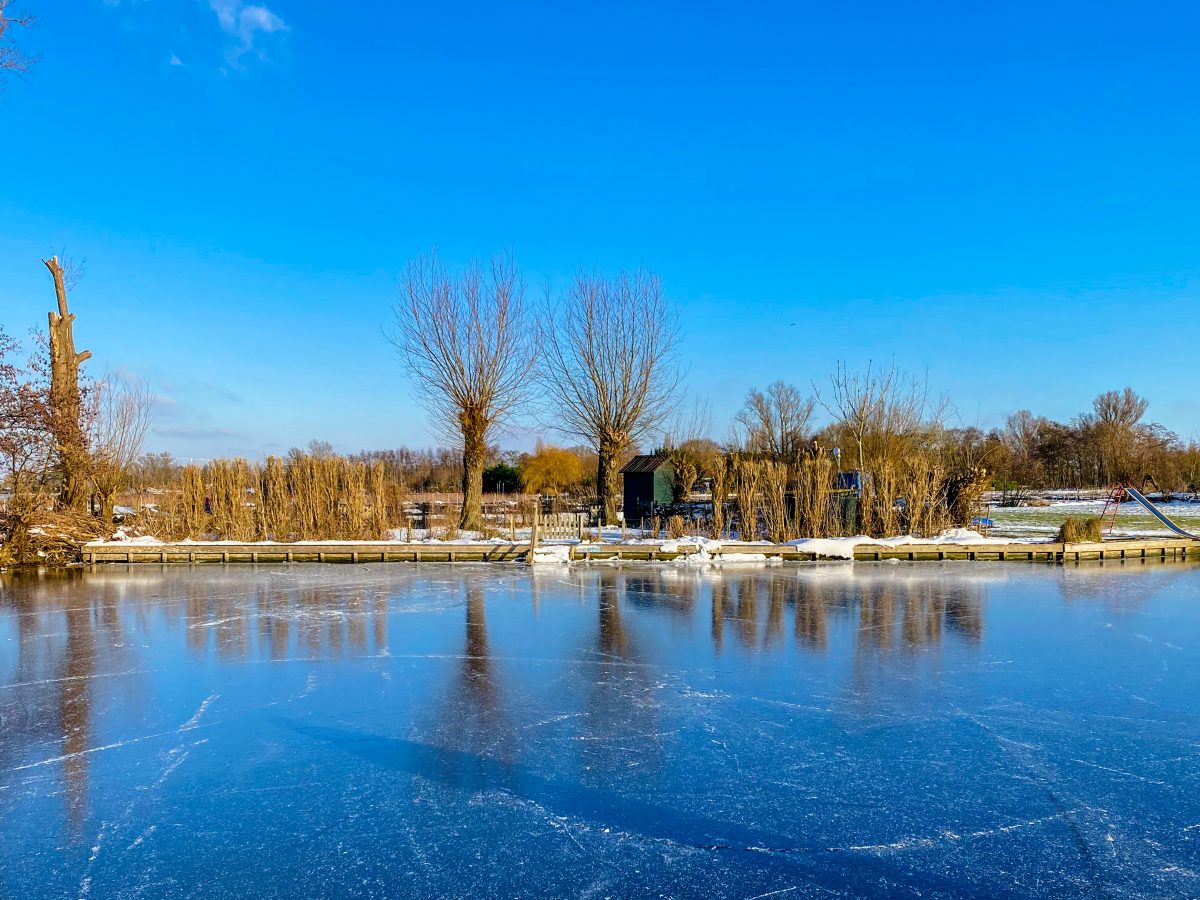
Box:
5;733;180;773
846;811;1077;854
1068;757;1166;785
181;693;219;731
126;824;157;851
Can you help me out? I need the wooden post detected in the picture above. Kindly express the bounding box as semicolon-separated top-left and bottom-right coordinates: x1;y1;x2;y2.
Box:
531;500;540;550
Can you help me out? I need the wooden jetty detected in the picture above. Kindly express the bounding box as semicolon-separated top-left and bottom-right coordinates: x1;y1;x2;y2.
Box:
81;537;1199;565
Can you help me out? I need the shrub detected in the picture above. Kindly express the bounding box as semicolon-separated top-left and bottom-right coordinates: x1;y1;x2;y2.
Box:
483;462;522;493
1056;515;1102;543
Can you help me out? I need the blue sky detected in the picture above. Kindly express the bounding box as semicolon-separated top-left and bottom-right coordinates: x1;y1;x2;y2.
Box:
2;1;1199;458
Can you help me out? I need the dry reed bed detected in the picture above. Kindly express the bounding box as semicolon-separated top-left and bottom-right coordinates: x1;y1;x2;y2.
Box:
122;445;992;544
707;453;980;542
143;455;397;541
134;456;566;542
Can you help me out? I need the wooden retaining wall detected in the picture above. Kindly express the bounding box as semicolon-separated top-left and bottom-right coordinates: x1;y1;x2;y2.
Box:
81;538;1199;565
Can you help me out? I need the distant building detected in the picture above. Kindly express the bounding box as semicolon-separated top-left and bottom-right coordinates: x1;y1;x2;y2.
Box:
620;454;674;521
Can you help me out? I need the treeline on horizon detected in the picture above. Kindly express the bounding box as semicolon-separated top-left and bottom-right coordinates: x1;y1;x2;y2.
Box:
76;377;1190;544
124;382;1200;503
3;251;1199;556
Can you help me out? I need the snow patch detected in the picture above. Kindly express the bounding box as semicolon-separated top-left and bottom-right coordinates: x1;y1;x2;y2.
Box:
528;544;572;565
786;537;863;560
787;529;1026;559
99;529;164;545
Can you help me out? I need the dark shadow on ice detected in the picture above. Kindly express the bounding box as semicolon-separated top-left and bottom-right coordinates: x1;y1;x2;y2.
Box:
284;720;777;849
281;720;1026;897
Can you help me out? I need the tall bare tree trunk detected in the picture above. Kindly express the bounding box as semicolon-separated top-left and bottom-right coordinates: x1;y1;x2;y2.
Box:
98;490;116;526
44;257;91;512
460;412;486;532
597;435;625;526
538;269;679;527
389;254;536;533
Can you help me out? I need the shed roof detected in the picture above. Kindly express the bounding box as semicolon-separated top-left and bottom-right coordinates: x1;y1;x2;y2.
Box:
620;454;671;474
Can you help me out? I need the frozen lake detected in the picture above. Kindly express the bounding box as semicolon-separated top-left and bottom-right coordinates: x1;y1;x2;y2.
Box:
2;562;1199;898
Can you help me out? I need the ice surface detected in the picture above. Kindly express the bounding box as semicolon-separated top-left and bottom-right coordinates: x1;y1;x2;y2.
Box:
1;561;1199;897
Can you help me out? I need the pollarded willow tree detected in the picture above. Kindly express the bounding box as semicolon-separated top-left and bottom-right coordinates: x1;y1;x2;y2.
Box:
539;269;680;524
388;253;536;532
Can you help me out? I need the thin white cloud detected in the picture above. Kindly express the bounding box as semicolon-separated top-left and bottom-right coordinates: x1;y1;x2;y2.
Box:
151;393;181;417
207;0;288;63
100;1;288;69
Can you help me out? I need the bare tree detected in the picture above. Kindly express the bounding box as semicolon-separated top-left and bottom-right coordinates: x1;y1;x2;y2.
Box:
539;269;680;524
1093;388;1147;429
815;361;936;473
1084;388;1150;484
1000;409;1047;493
734;381;815;459
388;253;535;531
87;374;153;524
662;396;714;502
662;395;712;450
0;1;36;87
43;256;92;510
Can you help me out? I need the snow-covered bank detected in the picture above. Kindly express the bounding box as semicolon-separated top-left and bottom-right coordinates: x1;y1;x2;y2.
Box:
601;529;1034;565
786;528;1031;560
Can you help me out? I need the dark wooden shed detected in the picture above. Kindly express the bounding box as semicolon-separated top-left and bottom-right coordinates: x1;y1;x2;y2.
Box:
620;454;674;521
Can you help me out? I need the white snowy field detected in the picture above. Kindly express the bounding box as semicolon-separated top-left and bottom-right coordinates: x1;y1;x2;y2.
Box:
986;499;1200;540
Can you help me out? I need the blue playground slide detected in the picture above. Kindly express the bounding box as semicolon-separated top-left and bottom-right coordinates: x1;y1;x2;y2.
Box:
1123;487;1199;539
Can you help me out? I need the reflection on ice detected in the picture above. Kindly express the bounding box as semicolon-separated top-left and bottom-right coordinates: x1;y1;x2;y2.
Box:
2;560;1199;898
